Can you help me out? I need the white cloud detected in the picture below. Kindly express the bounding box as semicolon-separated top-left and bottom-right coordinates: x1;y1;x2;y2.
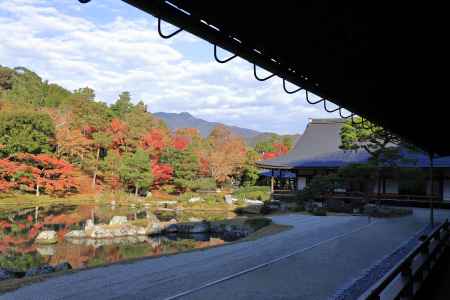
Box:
0;0;341;134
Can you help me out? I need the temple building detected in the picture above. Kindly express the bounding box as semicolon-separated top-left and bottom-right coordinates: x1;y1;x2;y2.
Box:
256;118;450;201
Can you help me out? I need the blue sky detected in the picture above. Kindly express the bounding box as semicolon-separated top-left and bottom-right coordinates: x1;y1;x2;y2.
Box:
0;0;342;134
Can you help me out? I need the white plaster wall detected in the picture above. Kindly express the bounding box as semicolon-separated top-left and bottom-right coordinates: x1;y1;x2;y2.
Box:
443;180;450;201
297;177;306;191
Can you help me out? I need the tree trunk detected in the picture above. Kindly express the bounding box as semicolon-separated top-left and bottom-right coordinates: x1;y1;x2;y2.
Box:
135;185;139;197
36;183;40;197
92;147;100;188
34;206;39;224
375;167;382;207
92;171;97;188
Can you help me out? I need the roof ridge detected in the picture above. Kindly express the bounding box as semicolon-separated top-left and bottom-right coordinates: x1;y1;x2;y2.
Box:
309;118;347;124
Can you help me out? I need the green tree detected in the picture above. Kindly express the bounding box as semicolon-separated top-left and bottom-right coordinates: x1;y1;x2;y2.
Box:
240;149;260;186
340;117;406;198
90;131;113;187
0;65;15;96
282;136;294;150
73;87;95;101
255;135;277;154
160;147;199;190
340;117;405;166
111;91;133;118
337;163;377;201
5;67;45;106
119;149;153;196
42;83;71;107
99;151;122;189
0;111;55;157
122;101;161;151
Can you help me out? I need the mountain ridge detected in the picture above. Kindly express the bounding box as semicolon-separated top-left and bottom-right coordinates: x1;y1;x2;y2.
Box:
153;112;300;146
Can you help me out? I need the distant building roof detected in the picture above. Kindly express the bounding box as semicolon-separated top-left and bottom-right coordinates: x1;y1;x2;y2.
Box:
256;118;450;169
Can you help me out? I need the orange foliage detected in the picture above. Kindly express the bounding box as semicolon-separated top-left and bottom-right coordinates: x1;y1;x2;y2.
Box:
261;143;289;160
152;162;173;186
141;128;170;155
207;125;246;184
110;118;128;150
0;154;80;196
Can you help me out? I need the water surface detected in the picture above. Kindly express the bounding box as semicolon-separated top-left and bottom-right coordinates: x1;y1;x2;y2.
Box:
0;204;234;272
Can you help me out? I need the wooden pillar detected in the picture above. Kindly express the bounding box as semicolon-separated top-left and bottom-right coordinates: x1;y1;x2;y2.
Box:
271;169;274;193
294;170;298;191
280;169;283;189
429;154;435;227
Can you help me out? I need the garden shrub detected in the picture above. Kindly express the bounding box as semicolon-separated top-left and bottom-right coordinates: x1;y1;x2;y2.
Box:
189;178;217;191
232;186;271;202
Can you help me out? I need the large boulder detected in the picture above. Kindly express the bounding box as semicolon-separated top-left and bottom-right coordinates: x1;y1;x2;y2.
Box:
36;245;56;256
188;217;203;222
86;225;114;239
244;199;264;205
109;216;128;225
110;225;137;237
65;230;86;239
224;195;238;205
35;230;58;244
240;199;264;214
54;262;72;272
188;197;203;203
85;219;94;230
0;268;15;281
146;222;162;235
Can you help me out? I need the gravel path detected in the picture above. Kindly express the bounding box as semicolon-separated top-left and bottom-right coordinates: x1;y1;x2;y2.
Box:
1;208;448;300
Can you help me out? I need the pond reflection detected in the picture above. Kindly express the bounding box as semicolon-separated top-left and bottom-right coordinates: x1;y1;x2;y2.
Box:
0;204;233;273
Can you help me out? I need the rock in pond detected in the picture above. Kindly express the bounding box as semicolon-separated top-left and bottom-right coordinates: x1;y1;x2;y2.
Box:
224;195;238;205
188;197;203;203
109;216;128;225
86;225;114;239
85;219;94;230
188;217;203;222
0;268;15;281
35;230;58;244
54;262;72;272
244;199;264;205
25;265;55;277
146;222;162;235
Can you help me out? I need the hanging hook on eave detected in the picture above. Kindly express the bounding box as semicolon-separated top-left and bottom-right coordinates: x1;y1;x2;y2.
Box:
339;108;353;119
253;64;275;81
282;79;303;94
305;90;324;105
158;18;183;39
351;115;374;130
323;100;340;113
214;45;237;63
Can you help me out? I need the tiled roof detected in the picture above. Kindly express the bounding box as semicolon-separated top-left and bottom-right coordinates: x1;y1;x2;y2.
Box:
256;118;450;169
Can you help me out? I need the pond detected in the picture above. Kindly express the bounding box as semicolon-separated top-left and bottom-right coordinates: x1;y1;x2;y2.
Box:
0;204;237;275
